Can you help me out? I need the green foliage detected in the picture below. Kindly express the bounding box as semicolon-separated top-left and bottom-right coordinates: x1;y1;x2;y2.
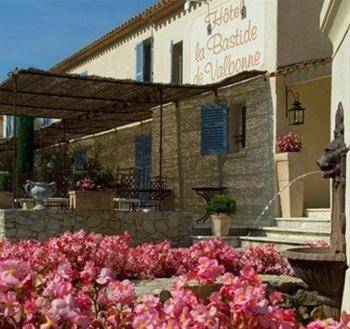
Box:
33;146;71;197
0;171;11;191
97;170;113;186
207;194;237;215
69;171;84;190
69;142;114;190
17;117;35;173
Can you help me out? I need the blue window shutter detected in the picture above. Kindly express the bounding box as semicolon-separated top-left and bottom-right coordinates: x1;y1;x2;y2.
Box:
201;103;228;156
135;134;152;190
150;37;154;82
170;40;174;83
135;42;144;82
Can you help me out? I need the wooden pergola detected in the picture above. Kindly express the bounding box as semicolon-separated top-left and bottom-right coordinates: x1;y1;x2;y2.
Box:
0;68;264;202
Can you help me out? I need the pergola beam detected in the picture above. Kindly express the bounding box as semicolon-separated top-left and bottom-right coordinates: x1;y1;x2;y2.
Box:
0;86;160;104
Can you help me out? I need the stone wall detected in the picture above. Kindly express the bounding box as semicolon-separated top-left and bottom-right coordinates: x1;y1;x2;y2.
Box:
153;75;275;229
0;209;192;247
70;121;152;177
64;76;275;231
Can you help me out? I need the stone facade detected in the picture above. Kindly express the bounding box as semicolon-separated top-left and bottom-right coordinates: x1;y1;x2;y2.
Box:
0;209;192;247
73;75;275;230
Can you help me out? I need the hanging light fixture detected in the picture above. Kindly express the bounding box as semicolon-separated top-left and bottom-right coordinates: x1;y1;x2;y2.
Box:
286;88;305;125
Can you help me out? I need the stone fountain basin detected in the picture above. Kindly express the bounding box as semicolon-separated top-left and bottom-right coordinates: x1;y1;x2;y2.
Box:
283;247;346;300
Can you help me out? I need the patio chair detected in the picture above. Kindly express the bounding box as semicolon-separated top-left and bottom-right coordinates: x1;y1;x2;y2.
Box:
142;176;168;211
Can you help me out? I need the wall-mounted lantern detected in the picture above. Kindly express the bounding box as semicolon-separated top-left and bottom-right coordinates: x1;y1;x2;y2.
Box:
286;88;305;125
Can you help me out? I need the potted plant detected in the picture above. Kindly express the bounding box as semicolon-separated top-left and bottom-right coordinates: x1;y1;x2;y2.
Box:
69;169;115;211
208;194;237;237
0;171;12;209
275;132;304;217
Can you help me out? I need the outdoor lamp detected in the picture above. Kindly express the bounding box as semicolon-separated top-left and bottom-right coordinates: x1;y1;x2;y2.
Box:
286;89;305;125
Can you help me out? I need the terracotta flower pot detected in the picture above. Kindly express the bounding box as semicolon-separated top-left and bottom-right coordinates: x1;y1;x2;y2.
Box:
211;213;230;237
69;190;115;211
275;152;304;217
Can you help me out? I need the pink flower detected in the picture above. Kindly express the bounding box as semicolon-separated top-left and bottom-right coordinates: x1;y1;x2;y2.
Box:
194;257;224;283
0;292;21;320
96;267;112;285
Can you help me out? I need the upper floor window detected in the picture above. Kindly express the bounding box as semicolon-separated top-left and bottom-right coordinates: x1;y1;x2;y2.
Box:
171;41;183;84
135;38;153;82
228;104;246;152
200;102;246;156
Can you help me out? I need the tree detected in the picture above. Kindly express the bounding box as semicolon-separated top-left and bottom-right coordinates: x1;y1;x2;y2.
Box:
16;116;35;173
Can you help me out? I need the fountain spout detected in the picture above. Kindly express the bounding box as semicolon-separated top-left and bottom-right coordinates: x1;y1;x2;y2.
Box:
317;102;348;254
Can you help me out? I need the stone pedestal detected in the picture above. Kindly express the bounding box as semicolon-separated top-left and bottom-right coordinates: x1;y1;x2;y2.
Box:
69;190;115;211
275;152;304;218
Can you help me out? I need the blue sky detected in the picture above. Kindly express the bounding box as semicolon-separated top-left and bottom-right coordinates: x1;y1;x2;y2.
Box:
0;0;157;81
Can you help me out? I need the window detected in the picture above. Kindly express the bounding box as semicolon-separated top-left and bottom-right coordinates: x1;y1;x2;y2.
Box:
228;104;246;152
200;103;247;156
135;38;153;82
171;41;183;84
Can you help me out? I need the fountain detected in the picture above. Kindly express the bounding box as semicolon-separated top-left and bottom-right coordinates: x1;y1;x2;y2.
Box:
283;103;348;319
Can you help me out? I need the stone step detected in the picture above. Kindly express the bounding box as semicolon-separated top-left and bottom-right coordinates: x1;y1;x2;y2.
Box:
239;236;317;251
304;208;331;220
275;217;331;230
259;227;330;241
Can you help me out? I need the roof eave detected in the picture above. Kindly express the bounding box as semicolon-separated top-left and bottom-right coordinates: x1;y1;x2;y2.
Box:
50;0;185;74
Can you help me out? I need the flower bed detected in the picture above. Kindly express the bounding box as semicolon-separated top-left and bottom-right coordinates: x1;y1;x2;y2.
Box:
0;231;347;328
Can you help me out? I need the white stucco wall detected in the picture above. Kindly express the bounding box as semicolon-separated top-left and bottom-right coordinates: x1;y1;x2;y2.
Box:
69;0;279;81
320;0;350;312
277;0;332;67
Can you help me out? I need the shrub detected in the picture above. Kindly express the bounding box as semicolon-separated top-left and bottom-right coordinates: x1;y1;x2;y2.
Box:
276;132;302;152
0;171;11;191
207;194;237;215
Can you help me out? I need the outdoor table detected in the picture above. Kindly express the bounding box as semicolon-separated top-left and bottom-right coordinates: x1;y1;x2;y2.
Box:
192;187;227;223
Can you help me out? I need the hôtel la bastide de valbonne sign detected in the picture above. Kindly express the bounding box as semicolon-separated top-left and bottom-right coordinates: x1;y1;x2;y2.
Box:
191;0;265;84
